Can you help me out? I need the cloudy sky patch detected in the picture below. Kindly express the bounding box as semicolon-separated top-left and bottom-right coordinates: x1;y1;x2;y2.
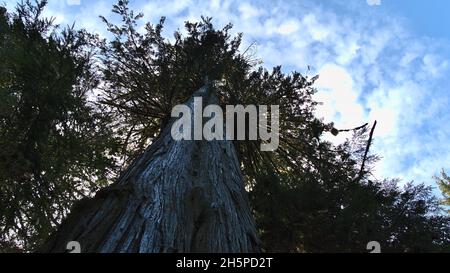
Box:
367;0;381;6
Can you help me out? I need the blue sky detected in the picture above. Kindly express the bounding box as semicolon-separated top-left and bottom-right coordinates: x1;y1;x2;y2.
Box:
387;0;450;39
3;0;450;194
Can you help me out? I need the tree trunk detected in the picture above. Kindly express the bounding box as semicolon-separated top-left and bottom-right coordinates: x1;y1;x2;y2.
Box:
40;85;260;253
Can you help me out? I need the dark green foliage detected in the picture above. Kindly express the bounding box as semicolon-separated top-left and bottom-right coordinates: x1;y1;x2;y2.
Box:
0;1;120;251
250;125;449;252
97;0;323;179
97;2;256;161
252;171;450;252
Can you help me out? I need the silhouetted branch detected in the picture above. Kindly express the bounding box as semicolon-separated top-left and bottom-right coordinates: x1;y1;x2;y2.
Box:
356;120;377;182
338;123;369;132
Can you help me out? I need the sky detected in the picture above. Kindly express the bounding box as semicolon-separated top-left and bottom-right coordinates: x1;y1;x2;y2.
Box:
3;0;450;194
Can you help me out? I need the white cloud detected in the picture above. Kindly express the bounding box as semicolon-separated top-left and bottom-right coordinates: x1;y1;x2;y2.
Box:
315;64;365;126
238;2;262;20
277;19;300;35
422;54;449;78
67;0;81;5
367;0;382;6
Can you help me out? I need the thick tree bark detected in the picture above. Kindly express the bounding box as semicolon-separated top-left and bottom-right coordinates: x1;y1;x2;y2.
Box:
40;85;260;253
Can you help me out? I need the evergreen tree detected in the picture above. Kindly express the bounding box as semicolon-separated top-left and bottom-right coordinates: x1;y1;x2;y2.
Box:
0;1;120;251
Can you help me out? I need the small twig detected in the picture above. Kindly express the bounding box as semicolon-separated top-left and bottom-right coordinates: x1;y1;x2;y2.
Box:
242;41;257;56
338;123;369;132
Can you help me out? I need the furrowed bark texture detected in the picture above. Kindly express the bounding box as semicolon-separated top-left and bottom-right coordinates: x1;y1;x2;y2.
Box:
41;85;260;253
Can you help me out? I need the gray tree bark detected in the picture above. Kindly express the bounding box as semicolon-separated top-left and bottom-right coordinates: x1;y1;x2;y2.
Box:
40;84;260;253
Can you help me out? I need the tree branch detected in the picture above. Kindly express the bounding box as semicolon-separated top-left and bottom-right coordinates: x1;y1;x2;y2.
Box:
356;120;377;182
338;122;369;132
